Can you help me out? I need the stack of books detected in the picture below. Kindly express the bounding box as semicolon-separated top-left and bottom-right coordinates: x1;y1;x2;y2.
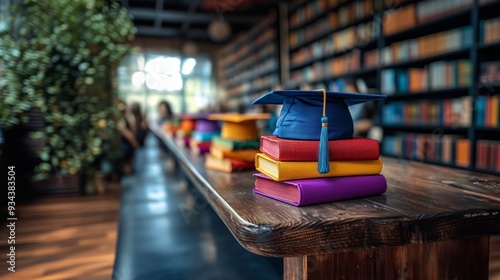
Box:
204;113;270;173
189;118;220;155
253;136;387;206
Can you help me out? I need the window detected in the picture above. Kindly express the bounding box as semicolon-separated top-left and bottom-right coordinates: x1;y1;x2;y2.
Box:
117;50;215;122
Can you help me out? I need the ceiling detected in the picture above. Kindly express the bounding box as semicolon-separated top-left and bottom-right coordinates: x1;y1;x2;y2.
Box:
120;0;278;43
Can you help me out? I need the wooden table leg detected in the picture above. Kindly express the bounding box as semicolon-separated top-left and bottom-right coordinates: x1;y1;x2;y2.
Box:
284;237;489;280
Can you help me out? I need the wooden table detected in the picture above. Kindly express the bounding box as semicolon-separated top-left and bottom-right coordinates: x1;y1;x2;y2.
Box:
152;126;500;280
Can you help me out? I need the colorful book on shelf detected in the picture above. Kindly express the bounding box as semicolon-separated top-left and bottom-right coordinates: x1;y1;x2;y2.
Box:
260;135;380;161
191;131;220;143
253;173;387;206
211;136;261;151
455;139;471;167
255;153;383;181
205;155;255;173
476;140;500;172
210;146;259;162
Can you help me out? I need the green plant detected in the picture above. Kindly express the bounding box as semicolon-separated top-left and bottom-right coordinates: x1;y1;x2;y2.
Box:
0;0;136;180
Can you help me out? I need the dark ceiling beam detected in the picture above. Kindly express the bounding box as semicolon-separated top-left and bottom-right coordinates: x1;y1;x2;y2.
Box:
180;0;203;33
154;0;164;29
129;8;260;24
136;26;207;38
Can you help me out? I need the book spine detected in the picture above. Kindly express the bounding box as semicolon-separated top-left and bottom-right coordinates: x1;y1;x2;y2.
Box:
261;137;380;161
256;153;383;181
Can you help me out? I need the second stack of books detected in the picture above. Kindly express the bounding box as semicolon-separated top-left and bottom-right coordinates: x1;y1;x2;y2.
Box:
254;136;387;206
205;113;270;173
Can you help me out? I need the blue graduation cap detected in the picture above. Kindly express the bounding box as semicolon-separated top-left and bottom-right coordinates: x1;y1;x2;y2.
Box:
252;89;386;174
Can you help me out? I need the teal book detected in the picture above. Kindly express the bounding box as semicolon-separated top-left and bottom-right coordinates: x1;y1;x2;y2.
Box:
212;136;260;151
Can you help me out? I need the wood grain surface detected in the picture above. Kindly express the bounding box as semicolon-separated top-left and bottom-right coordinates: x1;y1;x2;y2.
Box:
152;126;500;257
284;237;489;280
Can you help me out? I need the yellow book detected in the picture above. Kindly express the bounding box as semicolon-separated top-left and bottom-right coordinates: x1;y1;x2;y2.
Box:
210;146;259;162
255;153;383;182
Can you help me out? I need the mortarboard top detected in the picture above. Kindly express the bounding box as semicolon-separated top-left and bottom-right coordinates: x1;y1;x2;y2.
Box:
252;89;386;141
208;113;270;141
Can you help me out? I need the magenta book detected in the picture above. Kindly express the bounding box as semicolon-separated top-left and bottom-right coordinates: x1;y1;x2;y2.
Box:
260;135;380;161
253;173;387;206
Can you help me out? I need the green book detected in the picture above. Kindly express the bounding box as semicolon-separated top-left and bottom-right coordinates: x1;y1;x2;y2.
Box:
212;136;260;151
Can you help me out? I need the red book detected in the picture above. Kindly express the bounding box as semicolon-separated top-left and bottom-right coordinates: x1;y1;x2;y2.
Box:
260;136;379;161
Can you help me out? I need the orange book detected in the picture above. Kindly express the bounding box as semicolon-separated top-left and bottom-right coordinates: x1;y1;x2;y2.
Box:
492;95;499;127
409;68;424;92
435;32;446;56
485;19;492;44
418;38;426;58
485;96;492;127
383;4;416;36
455;139;471;167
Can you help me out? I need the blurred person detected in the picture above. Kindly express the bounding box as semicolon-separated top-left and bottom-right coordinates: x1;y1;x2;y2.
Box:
117;100;139;175
157;100;174;125
130;102;148;147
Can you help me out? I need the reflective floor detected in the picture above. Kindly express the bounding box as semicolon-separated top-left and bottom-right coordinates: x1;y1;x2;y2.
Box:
112;135;283;280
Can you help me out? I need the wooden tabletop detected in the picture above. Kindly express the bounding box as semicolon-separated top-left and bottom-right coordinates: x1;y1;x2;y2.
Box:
152;126;500;257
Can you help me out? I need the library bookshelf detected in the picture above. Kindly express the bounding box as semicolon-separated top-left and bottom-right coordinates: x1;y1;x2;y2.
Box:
217;10;280;110
285;0;500;176
217;0;500;175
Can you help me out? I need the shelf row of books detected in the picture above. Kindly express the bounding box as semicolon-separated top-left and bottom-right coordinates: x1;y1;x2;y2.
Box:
288;3;373;48
221;43;276;78
220;29;276;69
290;20;376;68
289;51;361;88
218;10;277;100
381;59;472;94
382;96;472;126
475;95;499;128
364;26;472;68
383;0;472;36
290;0;374;30
481;16;500;45
289;14;336;49
476;140;500;172
223;58;278;89
382;133;471;167
226;73;279;97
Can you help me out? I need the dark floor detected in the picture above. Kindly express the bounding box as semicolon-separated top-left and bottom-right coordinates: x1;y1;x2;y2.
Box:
112;135;283;280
